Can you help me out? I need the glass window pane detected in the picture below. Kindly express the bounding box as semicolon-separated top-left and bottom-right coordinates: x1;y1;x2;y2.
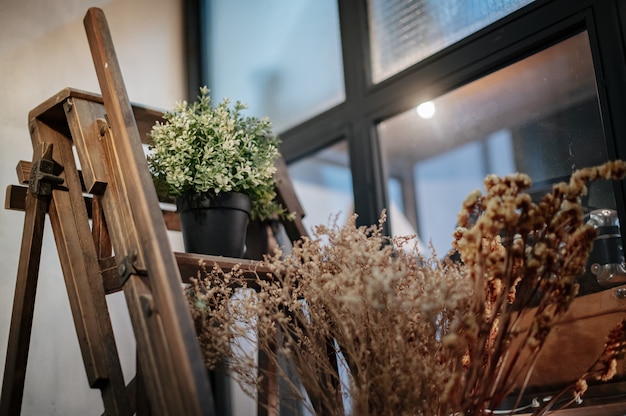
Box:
367;0;535;83
205;1;345;133
379;32;614;259
288;141;353;232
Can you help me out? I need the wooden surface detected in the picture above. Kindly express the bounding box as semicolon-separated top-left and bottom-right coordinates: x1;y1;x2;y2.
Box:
34;119;131;413
65;98;109;194
27;87;163;145
513;284;626;390
2;5;300;415
0;144;53;415
83;7;214;415
274;157;308;241
519;400;626;416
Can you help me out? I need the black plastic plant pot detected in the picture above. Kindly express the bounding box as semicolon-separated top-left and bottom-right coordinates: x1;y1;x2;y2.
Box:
176;191;251;258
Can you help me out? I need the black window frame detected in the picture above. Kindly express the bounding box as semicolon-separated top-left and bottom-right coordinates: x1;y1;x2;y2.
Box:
188;0;626;236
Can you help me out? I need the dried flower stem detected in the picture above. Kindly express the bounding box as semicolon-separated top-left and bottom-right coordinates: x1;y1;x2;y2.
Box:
187;160;626;416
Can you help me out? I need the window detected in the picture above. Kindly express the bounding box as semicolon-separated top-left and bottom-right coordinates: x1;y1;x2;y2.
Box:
200;0;347;227
193;0;626;407
367;0;535;83
288;140;354;232
378;31;614;255
196;1;626;234
202;0;344;133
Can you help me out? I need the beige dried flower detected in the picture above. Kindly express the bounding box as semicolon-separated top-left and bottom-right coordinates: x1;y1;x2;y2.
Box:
186;160;626;416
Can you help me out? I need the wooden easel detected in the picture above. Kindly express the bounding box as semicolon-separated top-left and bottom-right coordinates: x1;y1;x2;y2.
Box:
1;7;307;415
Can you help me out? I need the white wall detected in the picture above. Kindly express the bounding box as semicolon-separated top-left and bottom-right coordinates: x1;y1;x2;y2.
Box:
0;1;185;414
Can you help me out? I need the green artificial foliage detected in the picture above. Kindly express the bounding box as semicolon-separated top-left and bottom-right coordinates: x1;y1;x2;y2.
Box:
148;87;289;220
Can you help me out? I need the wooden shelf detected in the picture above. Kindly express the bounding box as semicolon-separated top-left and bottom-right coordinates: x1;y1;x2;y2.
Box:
27;87;164;144
521;284;626;390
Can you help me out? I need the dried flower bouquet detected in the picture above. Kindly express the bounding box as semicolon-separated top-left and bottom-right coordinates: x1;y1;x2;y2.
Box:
187;160;626;415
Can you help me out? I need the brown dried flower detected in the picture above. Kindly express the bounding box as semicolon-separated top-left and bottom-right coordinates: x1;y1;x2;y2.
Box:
448;160;626;414
186;160;626;416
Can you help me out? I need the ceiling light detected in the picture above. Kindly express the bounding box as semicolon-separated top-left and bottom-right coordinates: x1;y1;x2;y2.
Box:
416;101;435;119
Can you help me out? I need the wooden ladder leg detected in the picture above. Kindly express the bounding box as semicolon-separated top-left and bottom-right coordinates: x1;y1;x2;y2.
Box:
257;334;279;416
30;119;132;415
0;142;59;415
134;351;151;416
83;7;214;415
64;92;179;415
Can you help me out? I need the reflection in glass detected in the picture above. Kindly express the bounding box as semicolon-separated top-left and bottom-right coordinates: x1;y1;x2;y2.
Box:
288;141;354;233
205;1;345;133
367;0;535;83
379;31;614;256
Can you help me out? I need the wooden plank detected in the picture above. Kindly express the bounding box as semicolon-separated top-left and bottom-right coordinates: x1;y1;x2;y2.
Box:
134;355;151;415
99;253;270;295
257;337;279;416
175;252;271;288
91;195;112;259
527;285;626;388
64;98;109;194
31;120;131;414
100;256;122;294
15;160;31;185
505;283;626;400
274;157;308;241
7;183;179;234
163;209;181;231
6;183;93;225
48;194;107;382
124;275;180;416
69;99;143;260
177;252;271;278
69;83;192;412
0;144;51;416
83;7;214;415
548;401;626;416
4;185;27;211
134;103;164;145
27;87;163;144
17;159;88;192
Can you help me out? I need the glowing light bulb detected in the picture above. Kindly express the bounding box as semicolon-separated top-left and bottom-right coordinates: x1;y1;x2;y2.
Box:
416;101;435;119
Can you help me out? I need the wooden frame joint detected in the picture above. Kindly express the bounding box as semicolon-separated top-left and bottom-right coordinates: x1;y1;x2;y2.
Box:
28;144;65;197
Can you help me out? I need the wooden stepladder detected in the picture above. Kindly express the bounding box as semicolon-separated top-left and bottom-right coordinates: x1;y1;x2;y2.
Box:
1;7;307;416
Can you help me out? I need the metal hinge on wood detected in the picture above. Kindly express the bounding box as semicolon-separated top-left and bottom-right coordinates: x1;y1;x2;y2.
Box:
117;250;147;286
28;144;64;197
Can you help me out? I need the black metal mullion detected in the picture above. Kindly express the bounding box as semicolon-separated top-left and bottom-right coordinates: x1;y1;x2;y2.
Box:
361;0;592;123
587;0;626;250
336;0;389;230
184;0;207;101
277;103;349;162
589;1;626;163
189;0;626;233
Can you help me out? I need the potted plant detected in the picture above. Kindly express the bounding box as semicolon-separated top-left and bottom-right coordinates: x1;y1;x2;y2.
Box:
147;86;288;257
